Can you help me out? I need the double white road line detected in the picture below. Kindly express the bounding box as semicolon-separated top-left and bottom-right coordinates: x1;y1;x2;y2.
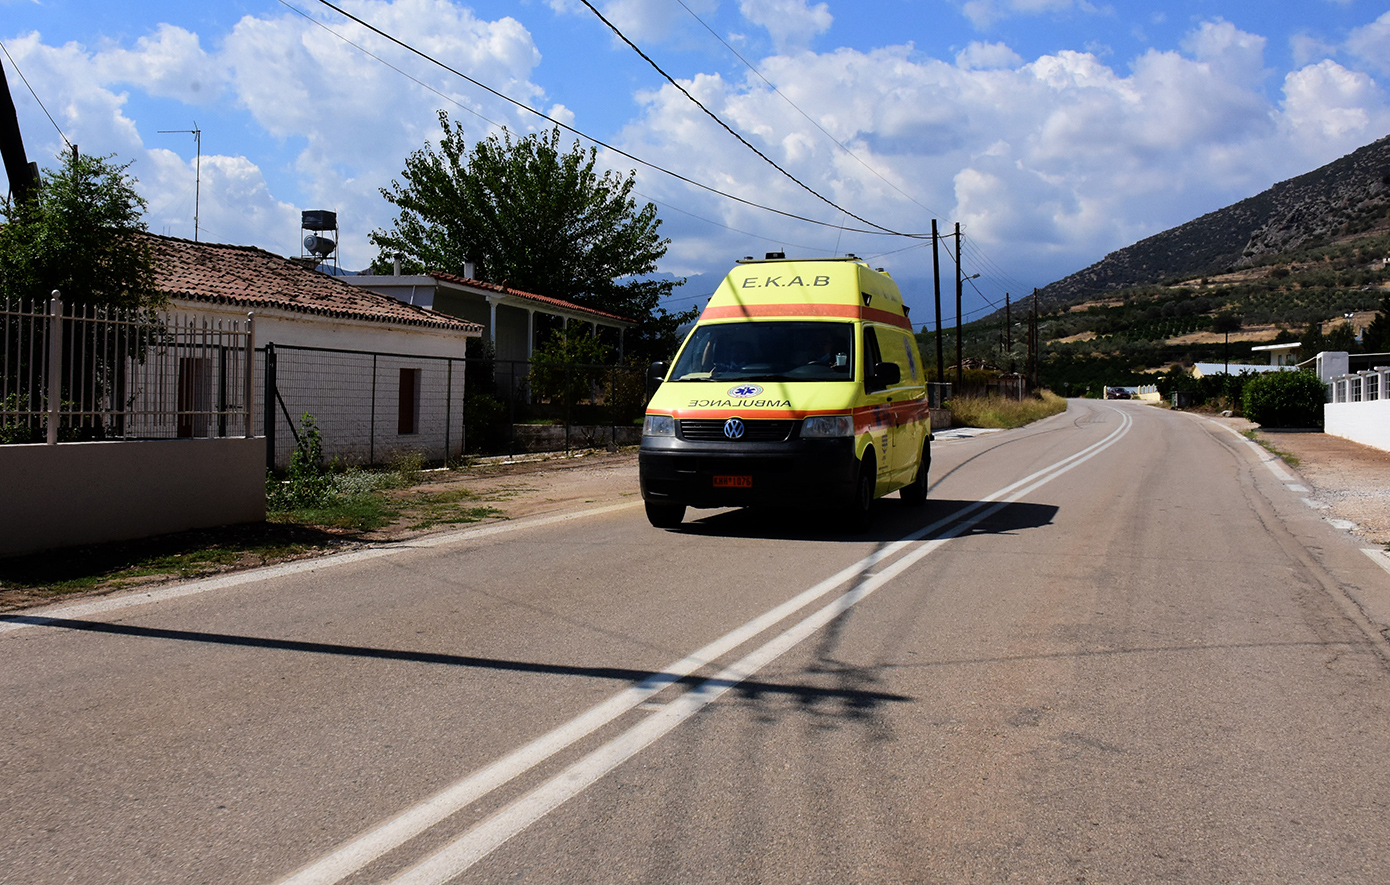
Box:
279;408;1135;885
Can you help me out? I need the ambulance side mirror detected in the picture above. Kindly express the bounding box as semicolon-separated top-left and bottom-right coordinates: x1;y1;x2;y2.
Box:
646;361;668;399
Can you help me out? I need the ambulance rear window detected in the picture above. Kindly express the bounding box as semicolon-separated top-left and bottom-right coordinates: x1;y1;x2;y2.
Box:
669;321;854;382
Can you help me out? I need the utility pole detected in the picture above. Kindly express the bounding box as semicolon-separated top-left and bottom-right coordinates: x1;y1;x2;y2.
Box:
1005;293;1012;372
1029;289;1040;389
954;222;963;388
932;219;943;383
0;58;40;206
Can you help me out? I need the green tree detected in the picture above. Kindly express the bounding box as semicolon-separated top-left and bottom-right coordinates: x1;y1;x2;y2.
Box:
1363;294;1390;353
370;112;695;360
1297;320;1327;361
0;151;160;310
528;325;614;408
1325;320;1360;353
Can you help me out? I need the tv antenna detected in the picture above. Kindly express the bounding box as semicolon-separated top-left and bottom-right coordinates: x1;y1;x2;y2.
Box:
158;123;201;241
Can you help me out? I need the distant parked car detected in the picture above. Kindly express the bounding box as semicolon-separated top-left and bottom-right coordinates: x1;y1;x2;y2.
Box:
1105;387;1131;400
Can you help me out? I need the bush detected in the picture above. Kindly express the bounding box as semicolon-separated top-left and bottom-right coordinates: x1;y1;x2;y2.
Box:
1242;371;1325;428
266;413;332;509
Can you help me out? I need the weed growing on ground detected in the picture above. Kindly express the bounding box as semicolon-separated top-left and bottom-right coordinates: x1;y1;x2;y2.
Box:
945;390;1068;429
1243;430;1302;468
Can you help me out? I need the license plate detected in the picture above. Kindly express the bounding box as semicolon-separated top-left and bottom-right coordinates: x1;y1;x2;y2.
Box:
713;475;753;489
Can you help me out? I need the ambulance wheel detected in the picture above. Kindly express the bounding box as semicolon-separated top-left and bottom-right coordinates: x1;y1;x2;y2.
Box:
845;452;875;532
645;501;686;528
900;441;930;505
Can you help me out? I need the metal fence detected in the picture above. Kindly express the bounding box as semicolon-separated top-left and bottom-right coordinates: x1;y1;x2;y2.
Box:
259;346;651;467
462;357;649;458
2;295;253;444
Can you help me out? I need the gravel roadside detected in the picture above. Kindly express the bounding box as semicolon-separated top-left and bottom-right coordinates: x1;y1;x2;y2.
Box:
1211;415;1390;547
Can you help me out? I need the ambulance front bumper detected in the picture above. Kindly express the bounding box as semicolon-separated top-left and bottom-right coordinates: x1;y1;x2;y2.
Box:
638;436;859;509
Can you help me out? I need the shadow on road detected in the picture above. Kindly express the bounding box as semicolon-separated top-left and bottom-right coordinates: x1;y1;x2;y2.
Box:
0;614;915;710
671;497;1059;543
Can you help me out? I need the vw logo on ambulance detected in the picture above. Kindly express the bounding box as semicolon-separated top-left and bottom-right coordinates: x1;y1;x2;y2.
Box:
722;418;746;439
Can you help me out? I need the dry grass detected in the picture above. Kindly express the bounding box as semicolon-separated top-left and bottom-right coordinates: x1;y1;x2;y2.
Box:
945;390;1068;429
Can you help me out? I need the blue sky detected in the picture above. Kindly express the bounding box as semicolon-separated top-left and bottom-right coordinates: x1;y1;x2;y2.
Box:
3;0;1389;323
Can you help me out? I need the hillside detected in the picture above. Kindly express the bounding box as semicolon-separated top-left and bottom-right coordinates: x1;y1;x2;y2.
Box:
1037;134;1390;310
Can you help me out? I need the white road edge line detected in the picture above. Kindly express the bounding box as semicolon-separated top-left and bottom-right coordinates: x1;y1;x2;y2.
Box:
0;502;642;637
1213;421;1296;482
282;408;1134;885
1364;548;1390;577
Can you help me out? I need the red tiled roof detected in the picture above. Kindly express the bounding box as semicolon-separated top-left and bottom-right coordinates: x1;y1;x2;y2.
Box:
430;271;635;325
147;235;481;333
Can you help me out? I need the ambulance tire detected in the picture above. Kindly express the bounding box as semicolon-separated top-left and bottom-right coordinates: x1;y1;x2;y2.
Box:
845;451;876;532
645;501;686;528
900;441;930;505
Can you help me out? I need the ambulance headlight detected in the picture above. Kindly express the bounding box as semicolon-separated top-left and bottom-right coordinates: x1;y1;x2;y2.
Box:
801;415;853;438
643;414;676;437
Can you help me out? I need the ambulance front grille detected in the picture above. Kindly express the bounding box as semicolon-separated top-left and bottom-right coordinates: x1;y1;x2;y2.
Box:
679;419;796;442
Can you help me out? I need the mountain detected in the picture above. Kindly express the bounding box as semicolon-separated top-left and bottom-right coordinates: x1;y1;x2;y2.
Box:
1037;134;1390;309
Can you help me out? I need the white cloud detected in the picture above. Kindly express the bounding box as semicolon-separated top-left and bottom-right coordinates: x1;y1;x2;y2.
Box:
618;18;1389;289
92;23;224;106
1291;32;1337;68
956;41;1023;70
3;2;557;265
739;0;833;53
1281;60;1387;145
0;31;145;159
959;0;1096;31
1345;11;1390;76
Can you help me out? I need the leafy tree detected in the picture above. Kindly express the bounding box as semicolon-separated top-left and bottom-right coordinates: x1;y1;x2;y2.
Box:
1363;294;1390;353
1;151;162;442
370;112;695;360
0;151;160;310
1297;320;1326;361
1324;320;1360;353
528;325;614;408
1243;370;1325;428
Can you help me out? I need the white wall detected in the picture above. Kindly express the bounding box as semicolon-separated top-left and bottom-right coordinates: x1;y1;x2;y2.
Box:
1325;399;1390;453
183;303;475;467
0;438;265;557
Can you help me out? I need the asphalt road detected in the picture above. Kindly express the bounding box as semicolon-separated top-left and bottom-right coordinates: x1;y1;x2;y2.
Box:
4;399;1390;884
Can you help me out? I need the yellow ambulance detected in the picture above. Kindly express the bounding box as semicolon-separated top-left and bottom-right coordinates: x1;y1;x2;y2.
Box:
639;254;931;529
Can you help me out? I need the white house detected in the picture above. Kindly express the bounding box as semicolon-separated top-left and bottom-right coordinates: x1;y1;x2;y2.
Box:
344;269;635;364
148;235;482;467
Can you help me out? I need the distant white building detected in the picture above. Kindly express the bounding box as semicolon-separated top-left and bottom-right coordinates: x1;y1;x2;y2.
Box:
1250;342;1301;366
1190;362;1294;379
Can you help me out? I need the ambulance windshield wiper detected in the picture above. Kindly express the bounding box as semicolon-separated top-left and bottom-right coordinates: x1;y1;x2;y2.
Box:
716;372;795;382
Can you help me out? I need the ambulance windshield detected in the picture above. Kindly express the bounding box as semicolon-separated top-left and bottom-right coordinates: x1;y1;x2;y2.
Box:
668;321;854;382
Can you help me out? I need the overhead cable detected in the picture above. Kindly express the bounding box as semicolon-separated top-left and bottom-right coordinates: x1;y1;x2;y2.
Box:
575;0;921;238
305;0;905;237
671;0;946;222
0;39;71;149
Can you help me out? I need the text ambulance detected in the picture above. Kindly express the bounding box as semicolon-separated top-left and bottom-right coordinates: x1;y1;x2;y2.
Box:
639;254;931;529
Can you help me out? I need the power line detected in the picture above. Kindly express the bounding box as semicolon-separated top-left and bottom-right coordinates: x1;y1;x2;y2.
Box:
0;39;71;150
670;0;946;223
575;0;921;238
305;0;910;238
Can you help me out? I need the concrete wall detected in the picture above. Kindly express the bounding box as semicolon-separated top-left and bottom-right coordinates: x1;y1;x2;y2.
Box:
1325;399;1390;453
0;437;265;557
